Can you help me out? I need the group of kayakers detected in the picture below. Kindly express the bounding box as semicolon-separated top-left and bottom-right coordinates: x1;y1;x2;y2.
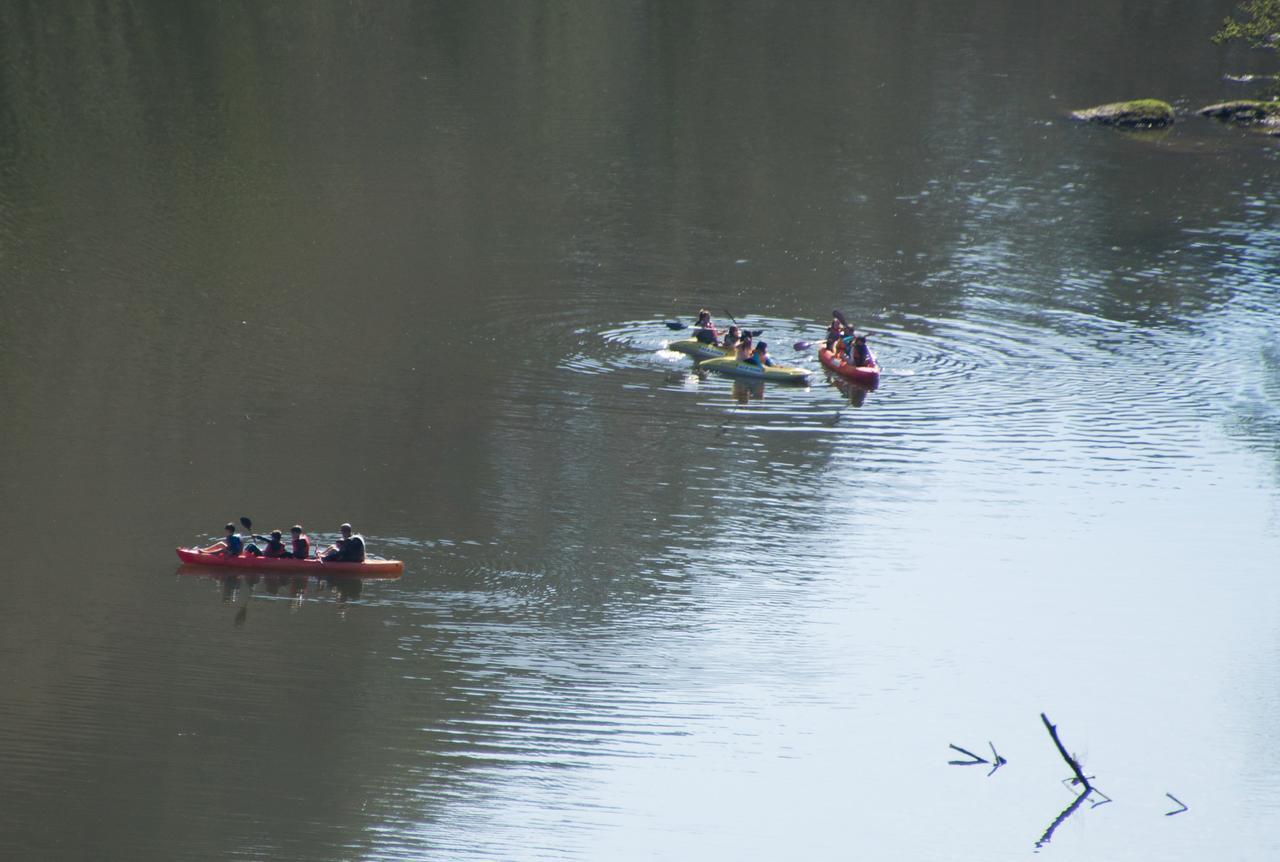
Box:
691;309;777;368
198;522;366;563
822;312;876;368
689;308;875;369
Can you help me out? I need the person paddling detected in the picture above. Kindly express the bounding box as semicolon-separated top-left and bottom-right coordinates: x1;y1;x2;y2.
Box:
245;529;288;558
199;523;244;557
320;523;366;563
825;313;847;352
849;333;876;368
693;309;719;344
746;341;776;367
734;334;754;362
720;324;741;349
288;525;310;559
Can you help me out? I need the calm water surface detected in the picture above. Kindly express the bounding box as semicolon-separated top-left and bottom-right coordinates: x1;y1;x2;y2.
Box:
2;3;1279;860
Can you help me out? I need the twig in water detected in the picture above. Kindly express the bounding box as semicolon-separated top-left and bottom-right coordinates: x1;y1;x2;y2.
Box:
987;741;1007;776
1165;793;1188;816
948;743;989;765
1041;712;1092;793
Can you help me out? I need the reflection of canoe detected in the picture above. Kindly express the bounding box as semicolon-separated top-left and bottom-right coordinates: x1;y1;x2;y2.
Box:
818;347;880;385
175;548;403;578
667;338;732;360
699;356;812;383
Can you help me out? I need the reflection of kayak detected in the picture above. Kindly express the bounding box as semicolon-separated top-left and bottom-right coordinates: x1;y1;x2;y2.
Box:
175;548;403;578
818;347;880;385
667;338;732;360
699;357;812;383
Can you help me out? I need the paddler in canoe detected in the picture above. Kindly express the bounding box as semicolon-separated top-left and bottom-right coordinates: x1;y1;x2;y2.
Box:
692;308;720;344
288;525;310;559
824;313;848;351
319;523;366;563
197;523;245;557
850;334;876;368
837;332;876;368
245;529;289;558
243;524;312;558
745;341;776;368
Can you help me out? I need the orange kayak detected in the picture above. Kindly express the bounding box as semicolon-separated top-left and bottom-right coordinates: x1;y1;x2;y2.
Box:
818;347;880;385
175;547;403;578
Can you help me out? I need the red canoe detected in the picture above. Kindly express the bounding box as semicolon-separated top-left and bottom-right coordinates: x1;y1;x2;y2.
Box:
175;547;403;578
818;347;881;385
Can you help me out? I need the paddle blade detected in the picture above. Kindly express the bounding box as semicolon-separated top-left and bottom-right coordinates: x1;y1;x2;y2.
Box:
832;309;849;327
239;516;252;531
794;340;812;351
665;321;687;330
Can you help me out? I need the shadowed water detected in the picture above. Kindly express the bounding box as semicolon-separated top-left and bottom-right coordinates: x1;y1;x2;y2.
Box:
1;2;1279;860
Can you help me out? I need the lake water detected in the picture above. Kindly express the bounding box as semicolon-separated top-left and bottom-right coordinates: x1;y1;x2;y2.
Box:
2;3;1279;860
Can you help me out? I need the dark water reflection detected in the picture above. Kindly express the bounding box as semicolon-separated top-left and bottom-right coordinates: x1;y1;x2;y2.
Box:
2;2;1279;860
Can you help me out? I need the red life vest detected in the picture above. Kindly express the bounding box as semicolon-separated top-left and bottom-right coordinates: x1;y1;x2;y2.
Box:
292;535;310;559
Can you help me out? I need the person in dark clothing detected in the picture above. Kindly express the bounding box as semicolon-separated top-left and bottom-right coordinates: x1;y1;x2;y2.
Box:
199;523;244;557
849;334;876;368
320;523;366;563
825;314;848;352
692;309;719;344
245;530;288;558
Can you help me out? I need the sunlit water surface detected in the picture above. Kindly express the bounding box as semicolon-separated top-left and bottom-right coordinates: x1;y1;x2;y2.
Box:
1;3;1279;860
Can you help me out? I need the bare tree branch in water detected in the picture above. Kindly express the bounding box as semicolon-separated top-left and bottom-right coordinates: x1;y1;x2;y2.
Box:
1165;793;1189;815
1041;712;1091;792
1034;713;1110;848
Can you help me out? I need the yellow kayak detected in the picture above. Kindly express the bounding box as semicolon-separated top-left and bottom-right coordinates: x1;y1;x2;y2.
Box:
699;356;812;383
667;338;733;360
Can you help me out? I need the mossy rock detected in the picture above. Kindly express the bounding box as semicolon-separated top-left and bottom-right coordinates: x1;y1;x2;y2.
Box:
1197;100;1280;127
1070;99;1175;128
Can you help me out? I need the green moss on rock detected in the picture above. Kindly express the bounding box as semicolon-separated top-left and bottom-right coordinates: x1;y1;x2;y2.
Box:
1197;100;1280;126
1070;99;1175;128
